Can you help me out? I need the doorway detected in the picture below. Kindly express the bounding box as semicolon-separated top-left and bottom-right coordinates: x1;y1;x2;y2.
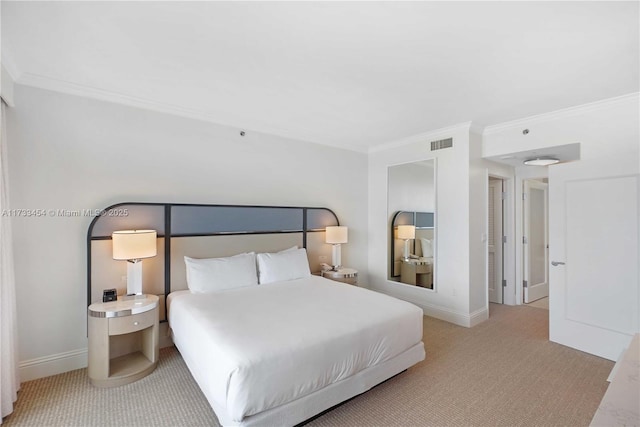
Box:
523;178;549;306
488;177;504;304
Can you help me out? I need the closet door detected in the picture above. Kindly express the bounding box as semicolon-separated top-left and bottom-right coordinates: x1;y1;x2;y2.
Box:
549;161;638;361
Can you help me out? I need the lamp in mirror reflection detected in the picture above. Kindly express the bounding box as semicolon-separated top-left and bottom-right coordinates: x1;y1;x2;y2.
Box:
325;226;348;270
397;225;416;261
112;229;157;296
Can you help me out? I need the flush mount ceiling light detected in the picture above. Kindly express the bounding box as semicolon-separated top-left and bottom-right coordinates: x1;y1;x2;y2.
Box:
523;157;560;166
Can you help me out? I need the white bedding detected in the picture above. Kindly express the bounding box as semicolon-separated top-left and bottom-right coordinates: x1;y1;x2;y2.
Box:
168;275;424;424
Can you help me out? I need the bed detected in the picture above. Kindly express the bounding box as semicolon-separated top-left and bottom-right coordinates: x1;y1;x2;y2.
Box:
168;275;424;426
87;203;426;426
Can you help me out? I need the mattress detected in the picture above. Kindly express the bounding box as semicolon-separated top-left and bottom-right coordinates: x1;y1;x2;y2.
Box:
168;275;424;424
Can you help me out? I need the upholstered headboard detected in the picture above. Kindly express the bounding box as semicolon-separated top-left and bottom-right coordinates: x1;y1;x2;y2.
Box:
87;202;340;320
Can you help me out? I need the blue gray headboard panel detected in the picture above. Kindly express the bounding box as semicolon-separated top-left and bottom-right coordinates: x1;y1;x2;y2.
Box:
90;205;167;237
87;202;340;314
171;206;304;236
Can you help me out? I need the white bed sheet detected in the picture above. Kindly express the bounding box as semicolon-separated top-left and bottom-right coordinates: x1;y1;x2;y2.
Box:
168;275;424;423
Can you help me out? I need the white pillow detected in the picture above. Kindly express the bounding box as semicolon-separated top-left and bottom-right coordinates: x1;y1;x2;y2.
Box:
184;252;258;293
420;238;433;257
257;248;311;284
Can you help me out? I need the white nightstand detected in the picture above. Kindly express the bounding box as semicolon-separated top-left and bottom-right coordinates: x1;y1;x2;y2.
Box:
321;268;358;286
88;294;159;387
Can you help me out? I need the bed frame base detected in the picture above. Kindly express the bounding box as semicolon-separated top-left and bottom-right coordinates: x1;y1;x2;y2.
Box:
294;369;408;427
181;341;425;427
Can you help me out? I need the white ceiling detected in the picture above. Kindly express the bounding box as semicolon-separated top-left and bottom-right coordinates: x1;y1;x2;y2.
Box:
2;1;638;152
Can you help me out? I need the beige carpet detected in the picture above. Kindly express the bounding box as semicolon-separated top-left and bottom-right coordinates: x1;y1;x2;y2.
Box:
3;304;612;427
526;297;549;310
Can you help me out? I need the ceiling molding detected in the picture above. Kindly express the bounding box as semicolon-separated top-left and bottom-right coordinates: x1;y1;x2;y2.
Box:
483;92;640;135
1;65;16;107
14;72;369;153
368;122;472;154
1;50;21;106
469;122;485;135
0;50;21;83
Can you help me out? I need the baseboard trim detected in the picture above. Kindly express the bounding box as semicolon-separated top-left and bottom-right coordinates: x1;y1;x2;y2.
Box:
19;329;176;381
19;348;88;382
469;307;489;327
369;284;490;328
412;300;473;327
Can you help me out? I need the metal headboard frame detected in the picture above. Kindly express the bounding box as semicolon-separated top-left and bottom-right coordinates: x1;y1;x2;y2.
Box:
87;202;340;318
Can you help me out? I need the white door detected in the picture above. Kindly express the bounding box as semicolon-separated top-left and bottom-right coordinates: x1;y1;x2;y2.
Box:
523;180;548;303
549;164;639;361
488;179;503;304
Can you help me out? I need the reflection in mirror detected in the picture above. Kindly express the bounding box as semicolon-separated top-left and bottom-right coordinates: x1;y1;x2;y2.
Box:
388;160;435;289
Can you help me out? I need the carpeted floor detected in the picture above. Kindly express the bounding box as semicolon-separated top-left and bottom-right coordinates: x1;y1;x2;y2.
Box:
3;304;613;427
526;297;549;310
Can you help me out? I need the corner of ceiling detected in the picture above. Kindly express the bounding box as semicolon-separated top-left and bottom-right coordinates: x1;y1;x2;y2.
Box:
1;48;20;106
482;93;640;136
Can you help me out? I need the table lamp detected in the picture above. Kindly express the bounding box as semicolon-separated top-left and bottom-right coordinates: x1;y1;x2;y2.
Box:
397;225;415;261
112;230;157;296
326;226;348;270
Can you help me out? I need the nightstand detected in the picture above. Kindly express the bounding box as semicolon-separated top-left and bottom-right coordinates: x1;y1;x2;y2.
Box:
321;268;358;286
401;259;433;288
88;294;159;387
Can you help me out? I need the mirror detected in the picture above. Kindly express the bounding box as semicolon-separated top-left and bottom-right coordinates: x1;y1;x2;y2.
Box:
388;160;435;289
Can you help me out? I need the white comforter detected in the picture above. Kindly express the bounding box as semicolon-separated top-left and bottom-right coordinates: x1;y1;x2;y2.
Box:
168;275;423;423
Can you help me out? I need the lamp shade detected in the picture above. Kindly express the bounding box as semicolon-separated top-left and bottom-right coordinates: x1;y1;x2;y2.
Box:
112;230;157;260
326;226;348;244
397;225;416;240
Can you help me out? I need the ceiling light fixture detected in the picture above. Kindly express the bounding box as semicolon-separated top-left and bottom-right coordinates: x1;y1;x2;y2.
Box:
523;157;560;166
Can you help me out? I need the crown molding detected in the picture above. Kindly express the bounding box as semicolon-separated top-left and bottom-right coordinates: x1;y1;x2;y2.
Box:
368;121;473;153
10;65;636;153
483;92;640;135
469;122;485;135
14;72;368;153
16;71;253;126
1;50;21;106
1;50;21;83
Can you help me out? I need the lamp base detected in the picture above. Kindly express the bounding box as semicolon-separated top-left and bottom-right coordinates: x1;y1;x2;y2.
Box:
126;260;143;296
331;244;342;270
403;239;411;262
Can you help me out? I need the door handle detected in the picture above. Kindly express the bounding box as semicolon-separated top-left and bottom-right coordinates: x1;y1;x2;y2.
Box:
551;261;565;266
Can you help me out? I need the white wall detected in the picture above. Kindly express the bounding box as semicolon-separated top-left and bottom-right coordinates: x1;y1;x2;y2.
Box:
467;131;487;318
368;124;477;326
6;84;368;379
